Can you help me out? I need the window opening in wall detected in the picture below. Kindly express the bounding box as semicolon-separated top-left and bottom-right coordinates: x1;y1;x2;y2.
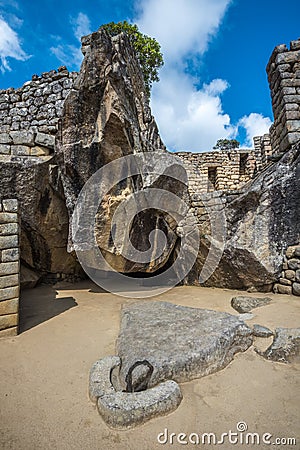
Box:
239;153;248;175
207;167;217;191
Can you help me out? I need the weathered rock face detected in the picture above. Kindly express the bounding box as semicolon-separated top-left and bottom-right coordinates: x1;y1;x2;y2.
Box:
193;143;300;291
256;328;300;363
252;324;273;338
231;296;272;314
117;301;253;389
0;157;81;281
89;356;182;430
56;29;187;274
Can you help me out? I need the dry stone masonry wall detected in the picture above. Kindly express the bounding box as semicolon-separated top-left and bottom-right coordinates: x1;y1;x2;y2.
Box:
253;134;273;169
176;149;257;194
267;38;300;154
0;199;19;337
274;244;300;296
0;66;77;159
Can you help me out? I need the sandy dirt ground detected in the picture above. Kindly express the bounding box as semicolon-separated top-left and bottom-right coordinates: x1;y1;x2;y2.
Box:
0;281;299;450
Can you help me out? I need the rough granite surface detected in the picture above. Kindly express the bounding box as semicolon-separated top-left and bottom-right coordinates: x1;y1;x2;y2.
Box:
231;296;272;314
117;301;253;389
89;355;182;429
257;327;300;363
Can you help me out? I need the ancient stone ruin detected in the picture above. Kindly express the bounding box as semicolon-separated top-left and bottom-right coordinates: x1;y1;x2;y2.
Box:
0;30;299;338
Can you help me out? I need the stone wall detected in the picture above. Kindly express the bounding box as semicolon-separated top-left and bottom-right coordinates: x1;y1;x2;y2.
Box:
267;38;300;154
274;244;300;296
0;66;77;158
253;134;273;169
0;199;19;337
176;149;257;194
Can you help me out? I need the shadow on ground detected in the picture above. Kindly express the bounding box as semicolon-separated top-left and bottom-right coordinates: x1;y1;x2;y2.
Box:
19;285;77;333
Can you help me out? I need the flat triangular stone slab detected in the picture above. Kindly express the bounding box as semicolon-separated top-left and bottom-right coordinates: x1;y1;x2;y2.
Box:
117;301;253;388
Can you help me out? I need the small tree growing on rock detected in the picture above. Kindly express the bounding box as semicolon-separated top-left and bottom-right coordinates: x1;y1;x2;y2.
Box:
213;139;240;151
100;21;164;97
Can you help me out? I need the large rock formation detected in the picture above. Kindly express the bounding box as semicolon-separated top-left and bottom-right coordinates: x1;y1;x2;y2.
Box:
57;29;188;275
0;29;186;282
0;156;81;281
1;28;299;292
117;301;253;388
193;143;300;291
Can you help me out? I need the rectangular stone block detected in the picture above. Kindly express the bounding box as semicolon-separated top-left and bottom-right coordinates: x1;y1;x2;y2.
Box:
35;132;55;149
0;144;11;154
276;63;292;73
30;146;50;156
0;262;19;276
287;132;300;144
2;199;18;213
1;248;19;262
0;274;18;289
0;235;18;249
11;145;31;156
281;87;296;95
0;223;18;235
281;72;295;79
0;286;19;301
0;298;18;315
283;94;300;103
281;79;300;87
0;313;18;330
285;111;300;120
10;130;35;146
276;51;300;65
286;120;300;132
0;212;18;223
0;326;17;338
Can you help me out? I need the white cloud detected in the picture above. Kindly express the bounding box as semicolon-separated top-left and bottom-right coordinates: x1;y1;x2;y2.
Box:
135;0;272;152
50;44;83;69
151;72;236;151
239;113;273;147
71;12;91;41
134;0;238;151
51;12;91;69
136;0;231;64
0;16;29;73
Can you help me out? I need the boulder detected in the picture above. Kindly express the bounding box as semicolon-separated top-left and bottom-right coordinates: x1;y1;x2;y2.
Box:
56;29;188;275
292;282;300;296
252;324;273;338
89;355;182;429
274;284;293;295
0;157;81;279
231;296;272;313
195;144;300;291
256;327;300;363
117;301;253;389
288;258;300;270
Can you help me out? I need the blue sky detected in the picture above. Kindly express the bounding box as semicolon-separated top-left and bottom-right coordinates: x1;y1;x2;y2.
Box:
0;0;299;152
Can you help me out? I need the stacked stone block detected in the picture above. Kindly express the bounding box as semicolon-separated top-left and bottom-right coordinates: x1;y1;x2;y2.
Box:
274;245;300;296
0;199;19;337
253;134;273;169
177;149;257;195
0;130;55;158
267;38;300;154
0;66;77;157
